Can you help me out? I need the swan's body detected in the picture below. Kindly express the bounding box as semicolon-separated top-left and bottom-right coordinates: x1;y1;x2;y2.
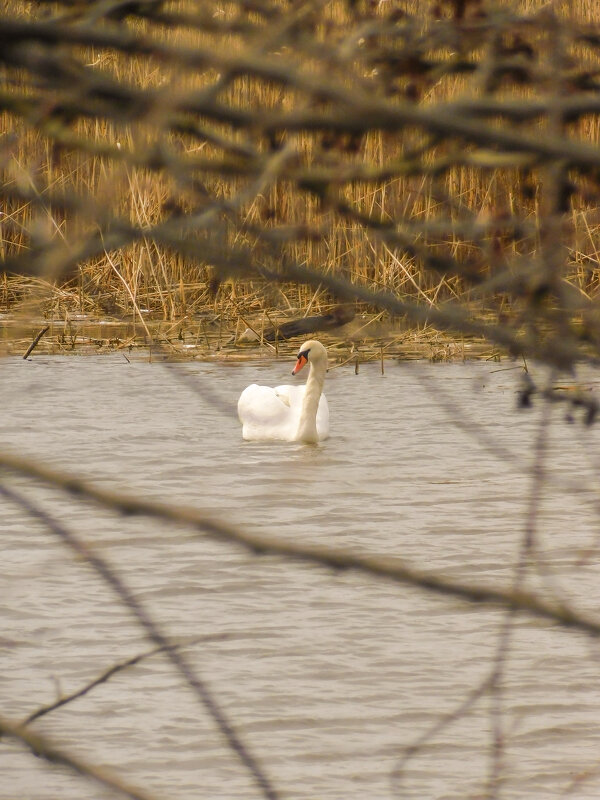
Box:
238;340;329;443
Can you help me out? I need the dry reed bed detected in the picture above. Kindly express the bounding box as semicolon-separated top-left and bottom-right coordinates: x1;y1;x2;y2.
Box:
2;1;600;367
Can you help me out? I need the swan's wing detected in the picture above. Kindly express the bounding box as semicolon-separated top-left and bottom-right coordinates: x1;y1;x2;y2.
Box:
273;384;305;410
238;384;296;440
238;384;289;424
273;387;291;407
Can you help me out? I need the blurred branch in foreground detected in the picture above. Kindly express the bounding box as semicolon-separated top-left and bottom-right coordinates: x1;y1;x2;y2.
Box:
1;450;599;635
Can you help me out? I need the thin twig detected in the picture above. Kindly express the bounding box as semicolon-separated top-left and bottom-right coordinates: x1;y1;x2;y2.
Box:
21;633;233;727
22;325;49;359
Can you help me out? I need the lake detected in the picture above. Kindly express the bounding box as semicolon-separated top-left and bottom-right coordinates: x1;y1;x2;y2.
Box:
2;353;600;800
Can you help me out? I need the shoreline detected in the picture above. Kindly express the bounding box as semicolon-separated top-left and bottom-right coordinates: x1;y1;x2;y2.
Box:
1;313;502;363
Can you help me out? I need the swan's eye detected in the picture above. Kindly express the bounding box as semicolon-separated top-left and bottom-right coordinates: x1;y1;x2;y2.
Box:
298;349;310;360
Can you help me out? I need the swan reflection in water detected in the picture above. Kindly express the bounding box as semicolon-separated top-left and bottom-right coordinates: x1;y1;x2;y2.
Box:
238;340;329;443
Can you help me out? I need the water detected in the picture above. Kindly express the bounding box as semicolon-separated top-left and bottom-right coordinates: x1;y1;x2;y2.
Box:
2;353;600;800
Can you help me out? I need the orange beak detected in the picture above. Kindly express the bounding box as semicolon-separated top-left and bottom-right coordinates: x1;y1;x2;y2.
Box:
292;354;308;375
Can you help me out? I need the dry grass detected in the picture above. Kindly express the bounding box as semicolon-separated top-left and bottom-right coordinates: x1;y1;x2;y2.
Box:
2;0;600;360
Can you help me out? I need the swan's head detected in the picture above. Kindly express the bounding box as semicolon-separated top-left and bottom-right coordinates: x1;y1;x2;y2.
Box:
292;340;327;375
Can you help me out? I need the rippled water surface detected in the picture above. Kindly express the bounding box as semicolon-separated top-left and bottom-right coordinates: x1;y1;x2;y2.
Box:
2;353;600;800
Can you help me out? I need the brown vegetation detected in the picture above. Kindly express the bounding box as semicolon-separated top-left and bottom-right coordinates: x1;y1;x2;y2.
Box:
2;0;600;365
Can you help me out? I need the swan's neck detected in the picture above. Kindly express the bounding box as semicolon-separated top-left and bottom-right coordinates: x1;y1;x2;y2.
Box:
297;362;325;443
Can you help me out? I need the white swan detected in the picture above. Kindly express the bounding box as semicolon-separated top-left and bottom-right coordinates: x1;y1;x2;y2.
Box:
238;339;329;443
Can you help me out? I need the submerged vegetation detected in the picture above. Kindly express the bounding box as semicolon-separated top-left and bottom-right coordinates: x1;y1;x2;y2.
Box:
2;0;600;365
